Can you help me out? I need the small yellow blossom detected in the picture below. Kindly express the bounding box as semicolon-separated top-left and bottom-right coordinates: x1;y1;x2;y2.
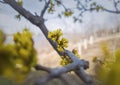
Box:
72;48;80;58
48;29;63;42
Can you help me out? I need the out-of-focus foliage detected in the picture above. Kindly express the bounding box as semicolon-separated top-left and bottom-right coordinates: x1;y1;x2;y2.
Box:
0;29;37;83
0;30;6;45
0;77;13;85
93;42;120;85
104;49;120;85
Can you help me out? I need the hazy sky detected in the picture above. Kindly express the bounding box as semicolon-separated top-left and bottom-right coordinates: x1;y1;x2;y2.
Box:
0;0;120;35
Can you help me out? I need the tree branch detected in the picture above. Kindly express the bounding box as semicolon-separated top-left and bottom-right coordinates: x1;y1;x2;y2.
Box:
40;0;50;17
34;64;79;85
75;0;120;20
3;0;63;57
103;8;120;14
35;62;79;85
35;64;51;73
75;67;94;85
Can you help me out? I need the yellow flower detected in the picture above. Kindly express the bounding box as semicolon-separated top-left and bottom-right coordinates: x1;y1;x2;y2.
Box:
57;46;64;52
48;29;68;52
72;48;80;58
60;56;73;66
57;38;68;51
48;29;63;42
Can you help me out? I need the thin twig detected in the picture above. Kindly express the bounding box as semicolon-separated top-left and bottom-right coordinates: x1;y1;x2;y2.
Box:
35;64;51;73
40;0;50;17
104;8;120;14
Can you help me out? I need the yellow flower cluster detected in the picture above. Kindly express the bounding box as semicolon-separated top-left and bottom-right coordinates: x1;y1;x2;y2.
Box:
48;29;82;66
0;29;37;82
48;29;63;41
60;56;73;66
48;29;68;52
57;38;68;51
60;48;81;66
48;29;71;66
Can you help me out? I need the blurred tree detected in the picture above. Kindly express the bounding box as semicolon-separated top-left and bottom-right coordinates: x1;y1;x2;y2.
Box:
0;29;37;84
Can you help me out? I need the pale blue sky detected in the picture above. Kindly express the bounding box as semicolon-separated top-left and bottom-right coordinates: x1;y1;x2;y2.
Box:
0;0;120;35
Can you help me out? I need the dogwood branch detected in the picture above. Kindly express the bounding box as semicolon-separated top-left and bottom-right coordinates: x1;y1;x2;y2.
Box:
35;61;84;85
